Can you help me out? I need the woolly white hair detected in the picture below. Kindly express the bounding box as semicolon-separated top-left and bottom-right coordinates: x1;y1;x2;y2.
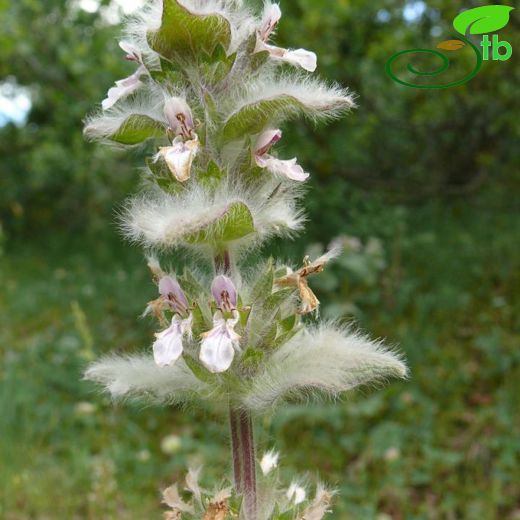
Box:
84;354;209;404
241;324;408;411
83;88;169;145
120;181;305;250
225;75;356;127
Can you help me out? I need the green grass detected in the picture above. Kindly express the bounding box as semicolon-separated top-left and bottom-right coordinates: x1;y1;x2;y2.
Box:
1;198;519;519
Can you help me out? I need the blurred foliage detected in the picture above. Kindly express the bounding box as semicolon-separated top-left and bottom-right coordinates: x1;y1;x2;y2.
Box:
1;0;519;518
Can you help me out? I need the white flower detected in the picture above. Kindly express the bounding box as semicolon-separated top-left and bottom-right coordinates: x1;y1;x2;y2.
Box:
119;40;142;63
287;482;306;505
254;129;309;182
260;450;279;475
199;311;240;373
163;97;195;139
153;314;193;367
101;66;144;111
155;136;199;182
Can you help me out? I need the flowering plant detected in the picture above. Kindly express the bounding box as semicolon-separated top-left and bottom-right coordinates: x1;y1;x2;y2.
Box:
84;1;407;517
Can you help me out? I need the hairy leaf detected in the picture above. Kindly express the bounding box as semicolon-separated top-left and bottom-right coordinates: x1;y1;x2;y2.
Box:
184;201;255;245
110;115;166;145
222;95;308;142
148;0;232;59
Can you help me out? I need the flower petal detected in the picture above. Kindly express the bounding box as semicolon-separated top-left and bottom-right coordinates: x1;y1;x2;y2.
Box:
255;41;318;72
101;68;143;110
153;318;184;367
159;276;189;315
199;314;239;373
158;137;199;182
211;275;237;311
255;128;282;157
256;155;309;182
281;48;318;72
163;97;195;139
119;40;142;62
259;3;282;41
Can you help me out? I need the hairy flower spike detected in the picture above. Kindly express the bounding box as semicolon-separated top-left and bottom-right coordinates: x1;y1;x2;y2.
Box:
83;0;406;515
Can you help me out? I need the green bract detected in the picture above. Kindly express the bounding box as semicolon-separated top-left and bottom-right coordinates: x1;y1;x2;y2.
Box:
110;114;166;145
148;0;232;59
184;201;255;246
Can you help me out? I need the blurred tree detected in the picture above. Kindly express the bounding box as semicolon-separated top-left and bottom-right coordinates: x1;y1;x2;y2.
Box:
278;0;520;200
0;0;140;235
0;0;518;240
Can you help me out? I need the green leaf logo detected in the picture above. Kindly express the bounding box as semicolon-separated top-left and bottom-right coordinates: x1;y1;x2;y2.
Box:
453;5;514;35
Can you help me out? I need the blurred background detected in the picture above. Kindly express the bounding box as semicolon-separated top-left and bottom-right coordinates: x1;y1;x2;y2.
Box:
1;0;519;518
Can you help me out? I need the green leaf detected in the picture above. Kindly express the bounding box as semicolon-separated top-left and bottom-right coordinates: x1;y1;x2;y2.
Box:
149;58;184;84
148;0;232;59
250;50;270;71
183;354;217;384
240;347;265;370
453;6;514;35
271;325;301;350
263;288;295;312
180;269;207;300
110;115;166;145
250;260;274;303
222;95;308;142
197;160;224;189
184;201;255;245
279;314;296;333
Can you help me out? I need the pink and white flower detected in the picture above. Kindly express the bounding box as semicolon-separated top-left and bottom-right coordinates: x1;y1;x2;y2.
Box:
153;314;193;367
199;311;240;373
254;129;309;182
255;4;317;72
101;67;144;110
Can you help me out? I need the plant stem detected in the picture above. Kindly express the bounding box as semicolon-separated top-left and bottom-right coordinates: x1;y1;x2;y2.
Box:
229;405;257;519
220;250;257;518
229;405;243;493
